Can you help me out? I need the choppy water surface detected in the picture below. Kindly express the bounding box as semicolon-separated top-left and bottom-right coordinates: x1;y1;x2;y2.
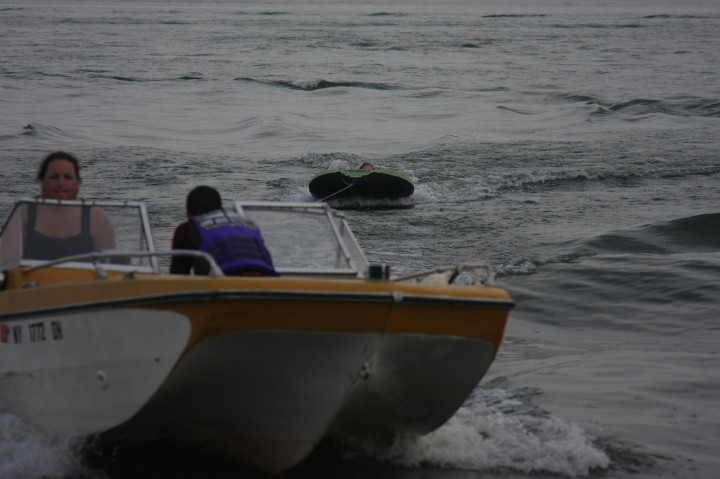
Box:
1;0;719;478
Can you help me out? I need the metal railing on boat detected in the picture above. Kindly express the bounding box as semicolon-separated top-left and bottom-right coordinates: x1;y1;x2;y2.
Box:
21;250;224;277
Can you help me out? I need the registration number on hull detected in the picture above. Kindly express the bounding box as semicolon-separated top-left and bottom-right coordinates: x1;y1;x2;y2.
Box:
0;320;63;345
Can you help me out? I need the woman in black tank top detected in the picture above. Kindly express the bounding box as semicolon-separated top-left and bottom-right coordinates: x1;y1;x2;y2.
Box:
22;151;115;259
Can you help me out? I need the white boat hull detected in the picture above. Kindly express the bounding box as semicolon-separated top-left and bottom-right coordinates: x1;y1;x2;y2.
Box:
0;308;190;435
106;330;379;473
331;333;497;440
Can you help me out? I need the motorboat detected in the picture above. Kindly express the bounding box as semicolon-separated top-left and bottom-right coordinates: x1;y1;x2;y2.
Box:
0;198;513;474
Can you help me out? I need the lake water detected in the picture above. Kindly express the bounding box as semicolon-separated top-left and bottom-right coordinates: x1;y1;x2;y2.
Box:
1;0;719;478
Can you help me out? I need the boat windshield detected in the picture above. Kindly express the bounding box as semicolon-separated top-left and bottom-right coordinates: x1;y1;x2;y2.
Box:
0;198;157;271
234;201;368;277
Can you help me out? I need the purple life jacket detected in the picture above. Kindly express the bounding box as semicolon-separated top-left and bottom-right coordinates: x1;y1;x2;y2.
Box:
191;209;278;276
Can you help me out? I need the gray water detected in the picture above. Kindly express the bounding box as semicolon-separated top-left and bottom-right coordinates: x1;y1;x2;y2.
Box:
1;0;719;478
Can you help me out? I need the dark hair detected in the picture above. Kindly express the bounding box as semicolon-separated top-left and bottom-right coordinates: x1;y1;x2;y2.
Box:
186;185;222;216
359;162;374;170
37;151;81;182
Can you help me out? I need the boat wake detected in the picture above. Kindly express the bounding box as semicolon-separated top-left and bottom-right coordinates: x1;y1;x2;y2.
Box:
0;413;84;479
340;386;610;478
326;196;415;210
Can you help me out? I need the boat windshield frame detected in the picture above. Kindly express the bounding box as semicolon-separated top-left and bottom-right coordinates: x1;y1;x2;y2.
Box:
1;199;371;279
0;197;160;273
234;201;369;278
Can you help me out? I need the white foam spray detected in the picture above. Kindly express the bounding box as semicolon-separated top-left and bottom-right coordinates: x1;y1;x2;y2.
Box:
0;413;85;479
350;388;610;477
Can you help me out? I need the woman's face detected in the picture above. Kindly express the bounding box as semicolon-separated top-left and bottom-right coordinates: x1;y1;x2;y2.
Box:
41;159;79;199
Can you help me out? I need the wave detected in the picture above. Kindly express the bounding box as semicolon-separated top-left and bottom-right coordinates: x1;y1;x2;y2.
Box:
453;163;720;199
601;98;720;118
579;213;720;256
497;212;720;278
502;250;720;334
520;165;720;190
496;105;534;115
235;77;397;91
9;70;206;83
59;17;191;26
90;73;204;82
550;23;644;29
482;14;547;18
21;122;106;145
553;93;720;118
367;12;407;17
497;212;720;276
643;14;707;19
